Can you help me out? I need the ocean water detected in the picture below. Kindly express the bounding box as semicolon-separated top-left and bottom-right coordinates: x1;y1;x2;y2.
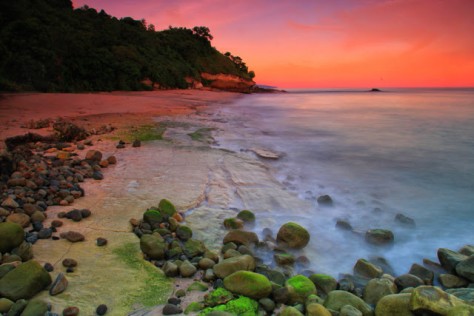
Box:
213;88;474;277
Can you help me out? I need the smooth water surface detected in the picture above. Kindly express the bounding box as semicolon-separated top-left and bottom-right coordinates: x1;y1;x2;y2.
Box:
214;88;474;276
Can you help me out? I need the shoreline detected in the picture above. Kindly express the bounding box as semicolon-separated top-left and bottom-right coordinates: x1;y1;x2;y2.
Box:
1;90;473;315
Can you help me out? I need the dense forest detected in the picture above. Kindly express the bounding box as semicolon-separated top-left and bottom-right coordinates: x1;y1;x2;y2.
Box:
0;0;255;92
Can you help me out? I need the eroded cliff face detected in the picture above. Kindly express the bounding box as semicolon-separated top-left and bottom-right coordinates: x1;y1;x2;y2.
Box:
201;73;255;93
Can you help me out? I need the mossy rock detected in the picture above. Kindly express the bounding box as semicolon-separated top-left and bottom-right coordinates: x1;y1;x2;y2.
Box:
185;302;205;314
236;210;255;223
309;274;337;297
199;296;258;316
223;230;259;247
183;238;207;258
187;281;208;292
409;286;466;315
365;229;394;246
286;275;317;304
213;254;256;279
324;290;373;316
0;260;52;301
276;222;310;249
159;199;177;217
139;233;166;259
374;293;414;316
143;209;163;226
223;218;244;230
363;277;398;305
274;253;295;266
204;288;234;307
176;225;193;241
0;264;16;278
21;299;49;316
223;271;272;299
280;306;305;316
306;303;332;316
0;222;24;253
354;259;383;279
0;298;14;313
447;305;474;316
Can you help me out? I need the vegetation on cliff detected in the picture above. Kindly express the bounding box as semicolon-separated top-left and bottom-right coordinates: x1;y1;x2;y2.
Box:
0;0;255;92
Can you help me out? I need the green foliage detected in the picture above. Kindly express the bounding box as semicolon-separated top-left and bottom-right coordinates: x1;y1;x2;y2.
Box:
0;0;254;92
199;296;258;316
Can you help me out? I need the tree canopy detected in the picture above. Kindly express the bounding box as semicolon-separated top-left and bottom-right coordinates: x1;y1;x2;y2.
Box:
0;0;255;92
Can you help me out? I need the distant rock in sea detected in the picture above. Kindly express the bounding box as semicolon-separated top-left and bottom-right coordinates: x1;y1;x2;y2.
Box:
370;88;382;92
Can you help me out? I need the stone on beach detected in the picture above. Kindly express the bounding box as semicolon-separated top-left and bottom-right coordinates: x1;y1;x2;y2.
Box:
223;271;272;299
276;222;310;249
365;229;394;246
49;273;68;295
0;222;24;253
213;254;256;278
455;255;474;282
223;229;259;247
60;231;85;242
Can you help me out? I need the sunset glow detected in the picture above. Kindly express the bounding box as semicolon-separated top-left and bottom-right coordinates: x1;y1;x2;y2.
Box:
72;0;474;88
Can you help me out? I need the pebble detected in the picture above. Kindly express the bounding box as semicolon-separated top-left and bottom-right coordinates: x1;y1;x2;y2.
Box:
62;258;78;268
50;273;68;295
63;306;79;316
44;262;54;272
96;237;108;246
60;231;85;242
96;304;108;315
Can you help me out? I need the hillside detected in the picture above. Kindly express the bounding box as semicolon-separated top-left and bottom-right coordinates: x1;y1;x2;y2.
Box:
0;0;255;92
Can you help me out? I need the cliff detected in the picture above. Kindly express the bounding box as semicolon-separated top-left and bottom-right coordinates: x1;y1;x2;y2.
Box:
201;73;255;93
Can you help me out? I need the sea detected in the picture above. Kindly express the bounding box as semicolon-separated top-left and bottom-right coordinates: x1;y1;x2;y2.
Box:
213;88;474;277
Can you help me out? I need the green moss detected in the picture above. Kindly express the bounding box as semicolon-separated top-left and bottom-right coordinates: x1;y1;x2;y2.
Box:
204;288;234;307
223;217;244;229
110;124;166;142
236;210;255;223
113;242;172;307
187;281;208;292
143;209;163;226
158;199;177;217
185;302;205;314
285;275;317;304
199;296;258;316
187;128;216;143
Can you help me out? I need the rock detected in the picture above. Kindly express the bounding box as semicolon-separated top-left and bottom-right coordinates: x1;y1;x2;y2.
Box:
341;305;363;316
276;222;310;249
394;213;416;227
158;199;177;217
183;238;206;258
0;260;52;301
49;273;68;296
447;305;474;316
285;274;317;304
143;208;163;226
184;302;204;314
223;271;272;299
187;281;208;292
324;291;373;316
140;233;166;260
7;299;28;316
446;288;474;304
280;306;304;316
363;277;397;305
163;303;182;315
274;253;295;266
236;210;256;223
65;209;82;222
199;258;216;270
437;248;468;273
213;254;256;278
168;297;181;305
309;274;338;297
223;230;259;246
44;262;54;272
223;218;244;229
96;304;108;315
354;259;383;279
306;303;332;316
204;288;234;307
439;274;469;288
63;306;80;316
374;293;414;316
365;229;394;245
176;225;193;241
12;241;34;261
256;265;286;286
51;220;63;227
459;245;474;256
336;220;353;231
317;195;333;206
6;213;30;228
408;263;434;285
99;160;109;168
21;299;48;316
394;274;424;291
0;298;14;313
60;231;85;242
455;255;474;282
409;286;466;315
1;196;19;208
107;155;117;164
0;222;24;253
132;139;141;147
203;268;216;282
273;286;290;304
85;150;102;161
38;228;53;239
30;211;46;222
96;237;108;246
0;265;16;278
259;298;275;313
179;260;197;277
162;261;179;277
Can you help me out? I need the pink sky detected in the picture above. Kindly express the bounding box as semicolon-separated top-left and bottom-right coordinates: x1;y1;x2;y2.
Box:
72;0;474;88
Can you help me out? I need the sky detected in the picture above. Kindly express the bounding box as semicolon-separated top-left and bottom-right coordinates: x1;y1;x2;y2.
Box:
72;0;474;88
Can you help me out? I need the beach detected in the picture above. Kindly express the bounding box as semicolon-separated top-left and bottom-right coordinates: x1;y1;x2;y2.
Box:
0;90;310;315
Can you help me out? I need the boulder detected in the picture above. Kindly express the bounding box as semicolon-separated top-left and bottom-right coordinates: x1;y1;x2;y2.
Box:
455;255;474;282
213;254;256;278
394;274;424;291
236;210;256;223
176;225;193;241
21;299;49;316
223;218;244;229
409;286;466;315
6;213;30;228
394;213;416;227
437;248;467;273
408;263;434;285
0;222;24;253
140;233;166;260
306;303;332;316
143;209;163;227
285;274;317;304
179;260;197;277
363;278;398;305
158;199;176;217
256;265;286;286
374;293;414;316
447;305;474;316
365;229;394;245
224;271;272;299
183;238;206;258
446;288;474;304
341;305;363;316
162;261;178;277
354;259;383;279
309;274;338;297
223;230;259;246
324;291;373;316
439;274;469;288
276;222;310;249
0;260;52;301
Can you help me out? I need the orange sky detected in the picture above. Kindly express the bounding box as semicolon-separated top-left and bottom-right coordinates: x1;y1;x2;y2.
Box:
72;0;474;88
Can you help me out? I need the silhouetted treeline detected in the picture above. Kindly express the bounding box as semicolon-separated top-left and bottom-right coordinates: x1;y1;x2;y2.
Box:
0;0;254;92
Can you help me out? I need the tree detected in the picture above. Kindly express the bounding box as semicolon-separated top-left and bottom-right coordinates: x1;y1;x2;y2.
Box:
192;26;213;41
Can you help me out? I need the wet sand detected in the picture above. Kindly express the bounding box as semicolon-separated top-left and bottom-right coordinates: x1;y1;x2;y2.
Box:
0;90;310;315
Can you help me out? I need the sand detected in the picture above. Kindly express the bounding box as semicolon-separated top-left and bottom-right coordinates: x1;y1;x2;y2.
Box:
0;90;310;315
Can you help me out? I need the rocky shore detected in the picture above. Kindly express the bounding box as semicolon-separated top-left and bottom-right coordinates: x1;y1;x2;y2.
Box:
0;91;473;315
